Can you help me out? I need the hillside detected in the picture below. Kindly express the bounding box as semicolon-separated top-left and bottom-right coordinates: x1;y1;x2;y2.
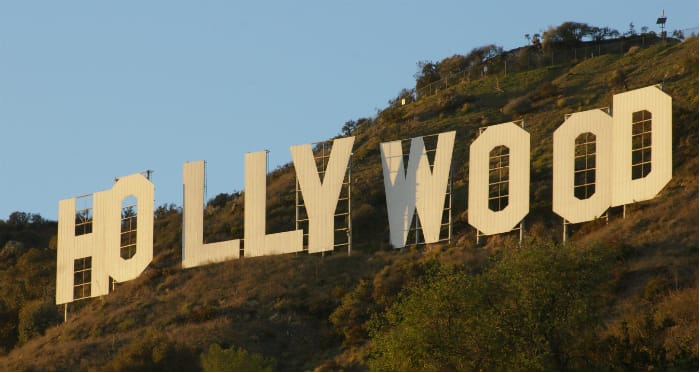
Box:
0;31;697;370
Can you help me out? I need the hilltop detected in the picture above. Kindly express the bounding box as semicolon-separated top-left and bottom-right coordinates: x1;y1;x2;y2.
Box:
0;26;697;370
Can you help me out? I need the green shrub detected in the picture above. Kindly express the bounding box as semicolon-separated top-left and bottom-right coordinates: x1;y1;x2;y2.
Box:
200;343;276;371
368;241;615;371
107;331;198;371
329;279;375;346
18;300;61;344
0;300;18;353
601;315;699;371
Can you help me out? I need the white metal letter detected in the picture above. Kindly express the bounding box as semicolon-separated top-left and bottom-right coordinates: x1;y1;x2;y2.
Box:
380;139;417;248
182;161;240;268
553;110;613;223
380;131;455;248
56;173;154;305
291;137;354;253
611;85;672;206
57;196;107;304
244;151;303;257
415;131;455;243
103;174;154;282
468;123;530;235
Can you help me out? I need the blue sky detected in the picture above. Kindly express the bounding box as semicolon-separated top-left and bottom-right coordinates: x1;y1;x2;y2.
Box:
0;0;697;220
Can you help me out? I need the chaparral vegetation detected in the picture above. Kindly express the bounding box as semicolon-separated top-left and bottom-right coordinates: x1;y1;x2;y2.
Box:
0;22;697;371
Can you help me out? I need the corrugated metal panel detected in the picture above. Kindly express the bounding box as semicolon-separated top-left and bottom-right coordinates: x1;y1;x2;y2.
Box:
468;122;530;235
291;137;354;253
553;110;613;223
182;161;240;269
415;131;454;243
381;139;417;248
380;131;455;248
56;198;94;304
244;151;303;257
91;189;110;297
611;86;672;206
56;173;154;304
104;174;153;282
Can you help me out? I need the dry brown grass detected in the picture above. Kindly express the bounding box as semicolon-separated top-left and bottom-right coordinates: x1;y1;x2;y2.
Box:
1;36;697;371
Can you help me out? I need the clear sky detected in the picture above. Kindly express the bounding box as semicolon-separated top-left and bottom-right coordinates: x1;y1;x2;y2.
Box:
0;0;697;220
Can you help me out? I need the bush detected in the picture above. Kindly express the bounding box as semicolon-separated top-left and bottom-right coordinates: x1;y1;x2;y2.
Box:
107;331;198;371
600;315;699;371
330;279;375;346
18;300;61;344
414;61;440;91
502;95;532;116
341;119;358;136
0;300;18;353
437;54;469;77
608;69;627;90
532;81;560;100
368;241;615;371
208;193;234;209
200;343;276;371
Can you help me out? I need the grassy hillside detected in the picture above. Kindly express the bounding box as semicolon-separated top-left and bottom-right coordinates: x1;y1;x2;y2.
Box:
0;34;697;370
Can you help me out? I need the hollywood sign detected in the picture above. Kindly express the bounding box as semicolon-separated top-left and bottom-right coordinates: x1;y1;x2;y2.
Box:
56;85;671;305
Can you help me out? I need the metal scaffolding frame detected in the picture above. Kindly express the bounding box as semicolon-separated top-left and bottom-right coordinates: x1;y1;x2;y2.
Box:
74;194;93;236
476;222;524;245
120;203;138;260
574;132;597;199
631;110;653;180
488;145;510;212
560;111;610;242
394;133;454;247
112;172;152;292
295;141;353;255
65;171;153;322
475;120;526;245
562;210;608;242
73;257;92;301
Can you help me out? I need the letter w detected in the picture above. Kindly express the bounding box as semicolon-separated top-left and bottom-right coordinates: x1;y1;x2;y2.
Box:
380;131;455;248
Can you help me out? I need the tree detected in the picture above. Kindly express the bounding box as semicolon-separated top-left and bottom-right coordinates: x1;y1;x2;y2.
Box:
154;203;179;219
414;61;440;91
7;212;30;226
367;269;480;371
542;22;593;48
208;193;233;209
330;279;376;346
589;26;620;41
18;300;61;344
0;300;18;353
436;54;469;78
341;120;357;136
368;240;615;371
200;343;276;371
465;44;504;66
672;29;686;40
532;33;542;48
107;330;198;371
600;315;698;371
